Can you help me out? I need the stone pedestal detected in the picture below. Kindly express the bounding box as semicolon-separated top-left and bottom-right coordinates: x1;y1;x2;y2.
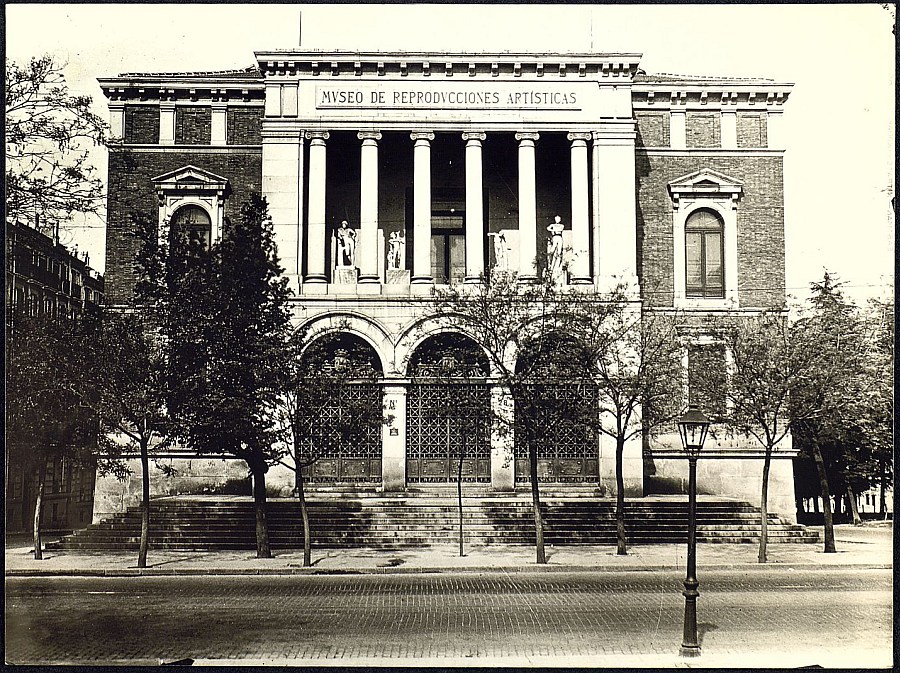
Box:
386;269;411;285
334;267;358;284
490;386;515;491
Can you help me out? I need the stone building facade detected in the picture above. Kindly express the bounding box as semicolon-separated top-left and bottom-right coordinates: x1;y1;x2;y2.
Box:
95;49;797;521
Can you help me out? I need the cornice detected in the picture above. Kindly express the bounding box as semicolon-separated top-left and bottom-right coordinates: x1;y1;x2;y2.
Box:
632;85;791;109
254;50;641;80
99;78;265;103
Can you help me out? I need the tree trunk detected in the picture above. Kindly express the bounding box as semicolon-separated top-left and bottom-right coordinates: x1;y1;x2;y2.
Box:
138;437;151;569
251;464;272;558
32;462;46;561
458;449;465;558
297;467;311;567
615;437;627;556
813;496;819;513
847;485;862;526
758;451;771;563
812;443;836;553
528;434;546;564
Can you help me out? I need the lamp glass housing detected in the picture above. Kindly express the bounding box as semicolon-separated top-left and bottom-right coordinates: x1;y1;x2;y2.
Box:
678;405;711;457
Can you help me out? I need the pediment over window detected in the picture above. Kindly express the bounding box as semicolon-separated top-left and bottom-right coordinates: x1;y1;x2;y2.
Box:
151;165;229;195
667;168;743;203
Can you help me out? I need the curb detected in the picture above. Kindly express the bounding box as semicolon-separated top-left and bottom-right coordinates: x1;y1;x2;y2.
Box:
6;562;891;577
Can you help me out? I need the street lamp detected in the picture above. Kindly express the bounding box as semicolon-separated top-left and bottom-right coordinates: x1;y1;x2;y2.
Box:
677;404;711;658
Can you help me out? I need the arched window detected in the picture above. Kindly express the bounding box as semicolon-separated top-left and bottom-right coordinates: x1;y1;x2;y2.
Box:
685;209;724;298
170;205;212;249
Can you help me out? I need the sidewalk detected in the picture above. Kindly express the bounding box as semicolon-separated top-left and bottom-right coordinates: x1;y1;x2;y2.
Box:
6;522;891;577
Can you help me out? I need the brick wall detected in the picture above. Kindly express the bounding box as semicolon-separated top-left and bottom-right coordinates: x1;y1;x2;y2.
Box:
635;112;670;148
737;113;768;148
124;105;160;144
227;108;262;145
635;152;785;309
174;107;212;145
105;149;262;303
685;112;721;148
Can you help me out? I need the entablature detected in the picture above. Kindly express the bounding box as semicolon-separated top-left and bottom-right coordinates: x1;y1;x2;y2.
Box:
254;50;642;81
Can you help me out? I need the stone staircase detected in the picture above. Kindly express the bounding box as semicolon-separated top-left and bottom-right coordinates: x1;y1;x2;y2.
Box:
46;494;819;551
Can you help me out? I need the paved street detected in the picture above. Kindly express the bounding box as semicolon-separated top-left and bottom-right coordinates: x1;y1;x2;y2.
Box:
5;568;891;667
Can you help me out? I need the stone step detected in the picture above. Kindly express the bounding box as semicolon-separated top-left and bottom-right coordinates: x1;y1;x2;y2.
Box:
48;497;818;551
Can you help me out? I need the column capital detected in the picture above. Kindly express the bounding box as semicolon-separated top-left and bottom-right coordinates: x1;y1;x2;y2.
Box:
357;131;383;142
305;130;330;142
567;132;592;144
462;131;487;142
515;132;540;143
410;131;435;142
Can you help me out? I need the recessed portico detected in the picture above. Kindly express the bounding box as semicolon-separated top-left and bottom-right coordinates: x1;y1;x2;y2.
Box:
257;51;642;294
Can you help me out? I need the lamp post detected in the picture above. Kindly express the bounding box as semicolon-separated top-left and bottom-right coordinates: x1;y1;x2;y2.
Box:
677;404;710;658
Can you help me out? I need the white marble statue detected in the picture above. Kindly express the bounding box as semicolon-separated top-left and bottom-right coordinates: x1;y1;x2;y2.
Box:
488;231;508;270
547;215;565;282
387;230;406;270
336;220;357;268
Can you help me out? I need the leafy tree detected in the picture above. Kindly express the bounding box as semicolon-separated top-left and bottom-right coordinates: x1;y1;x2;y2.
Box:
791;274;871;550
273;331;385;566
160;194;295;558
6;310;98;559
5;55;107;234
73;309;171;568
593;304;684;555
429;272;681;560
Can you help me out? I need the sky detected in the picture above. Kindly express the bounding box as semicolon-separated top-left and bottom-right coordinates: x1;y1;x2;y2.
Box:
6;3;895;303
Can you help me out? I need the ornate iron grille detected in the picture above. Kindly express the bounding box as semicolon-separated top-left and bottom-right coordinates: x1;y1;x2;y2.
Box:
514;383;599;483
296;383;382;482
407;383;491;483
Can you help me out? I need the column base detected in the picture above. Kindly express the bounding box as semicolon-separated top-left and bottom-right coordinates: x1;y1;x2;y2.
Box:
410;276;434;284
679;645;702;658
569;276;593;285
464;275;484;284
358;274;379;284
304;274;328;283
517;275;538;284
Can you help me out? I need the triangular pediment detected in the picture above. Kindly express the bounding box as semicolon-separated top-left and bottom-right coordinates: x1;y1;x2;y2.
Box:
151;165;229;188
668;168;744;197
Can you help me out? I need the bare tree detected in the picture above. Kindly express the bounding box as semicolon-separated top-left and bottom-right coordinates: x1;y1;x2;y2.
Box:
5;55;107;235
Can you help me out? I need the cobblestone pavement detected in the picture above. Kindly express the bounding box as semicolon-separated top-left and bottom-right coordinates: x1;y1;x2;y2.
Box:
5;568;891;667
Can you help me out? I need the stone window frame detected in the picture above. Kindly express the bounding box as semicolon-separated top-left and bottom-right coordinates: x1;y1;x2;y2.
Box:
668;168;743;309
151;165;229;247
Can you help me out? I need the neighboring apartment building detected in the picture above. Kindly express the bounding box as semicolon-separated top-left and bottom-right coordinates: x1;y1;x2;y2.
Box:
94;49;797;521
5;220;105;532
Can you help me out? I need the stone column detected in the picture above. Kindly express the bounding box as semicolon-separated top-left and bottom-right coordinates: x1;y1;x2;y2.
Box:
463;132;486;283
411;132;435;286
305;130;329;283
382;382;408;491
490;384;515;491
358;131;382;284
568;132;592;284
593;122;638;292
515;132;539;282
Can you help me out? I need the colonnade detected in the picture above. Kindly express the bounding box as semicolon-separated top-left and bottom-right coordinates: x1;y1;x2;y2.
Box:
265;125;638;289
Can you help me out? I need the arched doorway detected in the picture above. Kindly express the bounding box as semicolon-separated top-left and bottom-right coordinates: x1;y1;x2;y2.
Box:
514;336;599;483
296;333;383;484
406;333;491;484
